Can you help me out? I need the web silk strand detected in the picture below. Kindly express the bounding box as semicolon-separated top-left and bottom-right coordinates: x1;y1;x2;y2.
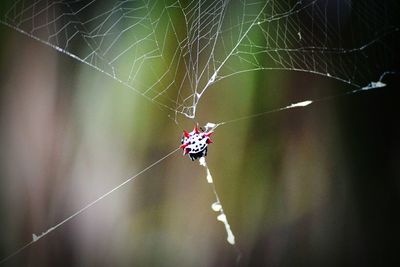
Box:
0;148;180;265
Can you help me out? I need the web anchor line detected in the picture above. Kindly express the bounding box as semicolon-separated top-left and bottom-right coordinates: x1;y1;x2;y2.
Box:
213;72;395;128
199;157;242;264
191;72;396;265
0;148;180;265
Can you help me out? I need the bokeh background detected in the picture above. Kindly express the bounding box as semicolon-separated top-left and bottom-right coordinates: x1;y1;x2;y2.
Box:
0;1;399;266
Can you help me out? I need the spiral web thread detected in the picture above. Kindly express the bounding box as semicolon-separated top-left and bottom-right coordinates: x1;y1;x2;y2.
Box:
1;0;398;119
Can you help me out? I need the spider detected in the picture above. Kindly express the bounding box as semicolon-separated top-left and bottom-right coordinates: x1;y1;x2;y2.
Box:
180;126;213;161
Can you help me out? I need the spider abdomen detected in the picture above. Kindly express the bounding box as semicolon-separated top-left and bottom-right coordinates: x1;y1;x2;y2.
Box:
180;127;213;161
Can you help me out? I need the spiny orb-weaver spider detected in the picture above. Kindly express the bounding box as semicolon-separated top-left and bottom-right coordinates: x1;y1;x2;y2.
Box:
180;126;213;161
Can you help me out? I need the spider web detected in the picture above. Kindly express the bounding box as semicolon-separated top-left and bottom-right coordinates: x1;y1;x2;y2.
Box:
1;0;398;120
0;0;399;264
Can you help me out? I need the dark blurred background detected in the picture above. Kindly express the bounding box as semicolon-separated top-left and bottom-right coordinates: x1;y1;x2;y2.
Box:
0;1;399;266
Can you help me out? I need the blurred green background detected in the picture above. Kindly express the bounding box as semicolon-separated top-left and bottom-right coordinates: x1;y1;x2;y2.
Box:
0;1;399;266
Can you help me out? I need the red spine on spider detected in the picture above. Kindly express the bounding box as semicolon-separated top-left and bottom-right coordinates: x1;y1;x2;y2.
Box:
180;126;213;161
